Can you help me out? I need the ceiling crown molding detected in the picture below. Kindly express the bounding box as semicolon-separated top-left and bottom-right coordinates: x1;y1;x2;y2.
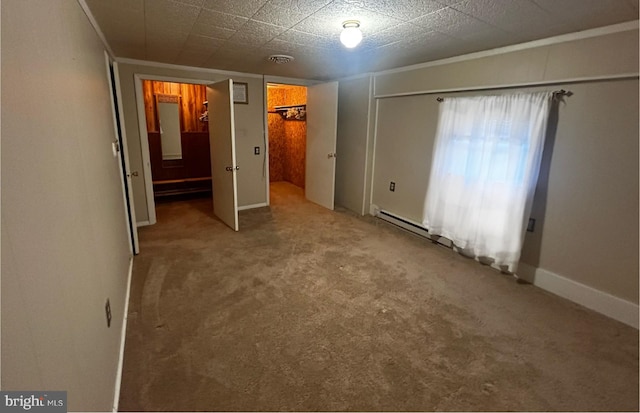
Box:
376;20;639;77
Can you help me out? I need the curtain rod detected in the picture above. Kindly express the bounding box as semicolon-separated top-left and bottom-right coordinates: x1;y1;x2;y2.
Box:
436;89;572;102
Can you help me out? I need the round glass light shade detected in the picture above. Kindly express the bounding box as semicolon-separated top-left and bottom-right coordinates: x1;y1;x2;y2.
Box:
340;26;362;48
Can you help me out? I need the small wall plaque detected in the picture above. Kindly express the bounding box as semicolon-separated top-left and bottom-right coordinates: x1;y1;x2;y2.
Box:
233;82;248;104
157;94;179;103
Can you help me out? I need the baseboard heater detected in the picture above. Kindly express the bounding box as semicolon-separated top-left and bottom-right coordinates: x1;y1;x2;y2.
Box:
377;210;452;247
377;210;511;275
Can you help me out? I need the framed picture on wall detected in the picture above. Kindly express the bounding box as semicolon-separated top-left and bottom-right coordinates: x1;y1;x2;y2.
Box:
233;82;248;104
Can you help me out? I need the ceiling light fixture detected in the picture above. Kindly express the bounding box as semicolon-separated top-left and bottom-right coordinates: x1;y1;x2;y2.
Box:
340;20;362;48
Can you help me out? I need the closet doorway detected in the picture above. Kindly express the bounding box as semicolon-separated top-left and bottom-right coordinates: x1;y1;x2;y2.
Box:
141;80;212;200
265;81;339;210
266;83;308;193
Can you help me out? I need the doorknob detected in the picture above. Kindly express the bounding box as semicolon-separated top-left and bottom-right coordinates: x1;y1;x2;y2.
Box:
128;171;139;177
327;153;337;158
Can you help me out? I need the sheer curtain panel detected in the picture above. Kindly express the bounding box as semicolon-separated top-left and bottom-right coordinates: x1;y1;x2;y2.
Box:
423;92;553;271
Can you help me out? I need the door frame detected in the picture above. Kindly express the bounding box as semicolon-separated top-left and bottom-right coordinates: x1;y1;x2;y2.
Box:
262;76;321;205
133;74;215;226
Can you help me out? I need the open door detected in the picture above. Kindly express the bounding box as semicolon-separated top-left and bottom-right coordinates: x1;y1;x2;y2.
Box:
305;81;339;210
207;79;239;231
109;59;139;254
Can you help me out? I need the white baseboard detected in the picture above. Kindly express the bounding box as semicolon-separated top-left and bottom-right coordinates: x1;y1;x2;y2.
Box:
518;263;639;329
373;208;639;330
113;256;134;412
136;220;151;227
238;202;268;211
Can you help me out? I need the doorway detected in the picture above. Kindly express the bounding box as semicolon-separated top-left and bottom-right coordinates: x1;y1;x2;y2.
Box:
266;83;308;196
141;80;212;201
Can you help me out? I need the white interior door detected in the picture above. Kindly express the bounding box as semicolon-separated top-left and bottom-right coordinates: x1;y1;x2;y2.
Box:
110;59;139;254
305;81;339;210
207;79;239;231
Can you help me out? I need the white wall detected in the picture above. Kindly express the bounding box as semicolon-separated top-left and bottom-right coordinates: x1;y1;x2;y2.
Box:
373;28;638;97
115;63;267;223
335;75;373;215
1;0;132;410
336;25;639;324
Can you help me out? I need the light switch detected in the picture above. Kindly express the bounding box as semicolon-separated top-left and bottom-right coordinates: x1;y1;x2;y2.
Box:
254;147;260;155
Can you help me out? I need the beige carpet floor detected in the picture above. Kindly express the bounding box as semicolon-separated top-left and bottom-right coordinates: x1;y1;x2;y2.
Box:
119;181;638;412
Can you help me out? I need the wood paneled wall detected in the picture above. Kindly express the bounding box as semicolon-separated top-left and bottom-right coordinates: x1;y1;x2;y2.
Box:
148;132;211;181
268;88;286;182
142;80;211;195
142;80;208;133
267;85;307;188
283;86;306;188
284;118;306;188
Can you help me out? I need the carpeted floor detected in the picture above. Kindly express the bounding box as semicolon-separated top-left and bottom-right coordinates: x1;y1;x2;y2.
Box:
119;181;638;412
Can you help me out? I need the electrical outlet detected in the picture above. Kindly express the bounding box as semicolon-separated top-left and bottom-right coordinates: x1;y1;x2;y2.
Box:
254;146;260;155
527;218;535;232
105;299;112;328
389;181;395;192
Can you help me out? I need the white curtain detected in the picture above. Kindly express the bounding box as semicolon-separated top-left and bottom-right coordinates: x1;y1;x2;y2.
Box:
423;92;553;271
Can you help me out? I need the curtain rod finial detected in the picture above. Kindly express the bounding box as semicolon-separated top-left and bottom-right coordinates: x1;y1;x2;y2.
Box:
554;89;573;98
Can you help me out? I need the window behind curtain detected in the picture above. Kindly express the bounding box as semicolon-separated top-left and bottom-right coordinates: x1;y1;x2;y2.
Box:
423;92;553;272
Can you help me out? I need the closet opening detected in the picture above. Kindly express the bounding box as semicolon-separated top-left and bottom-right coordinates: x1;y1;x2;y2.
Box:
141;80;212;203
266;83;307;198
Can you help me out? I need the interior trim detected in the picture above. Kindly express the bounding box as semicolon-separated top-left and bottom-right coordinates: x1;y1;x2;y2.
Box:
238;202;268;211
374;20;639;77
360;75;374;216
368;99;383;214
117;58;264;79
76;0;115;58
518;263;639;329
374;73;640;99
264;75;321;86
112;256;134;412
